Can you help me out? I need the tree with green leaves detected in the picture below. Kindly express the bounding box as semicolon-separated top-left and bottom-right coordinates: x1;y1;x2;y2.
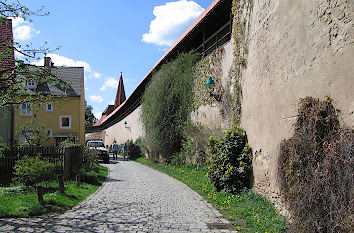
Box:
85;101;97;133
15;121;47;146
0;0;63;108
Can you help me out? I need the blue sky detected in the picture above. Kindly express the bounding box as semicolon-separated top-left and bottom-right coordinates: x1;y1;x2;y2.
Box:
13;0;213;119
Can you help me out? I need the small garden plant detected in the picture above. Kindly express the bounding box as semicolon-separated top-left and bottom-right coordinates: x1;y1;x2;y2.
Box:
12;155;56;204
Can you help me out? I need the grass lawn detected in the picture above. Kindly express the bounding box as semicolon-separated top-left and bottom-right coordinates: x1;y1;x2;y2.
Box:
136;157;287;233
0;165;108;218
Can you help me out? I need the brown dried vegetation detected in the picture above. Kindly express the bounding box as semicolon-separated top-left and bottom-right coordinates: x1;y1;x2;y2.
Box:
278;96;353;232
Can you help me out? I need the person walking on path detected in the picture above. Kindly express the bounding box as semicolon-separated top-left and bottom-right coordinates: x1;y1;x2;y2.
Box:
123;143;128;161
112;141;118;160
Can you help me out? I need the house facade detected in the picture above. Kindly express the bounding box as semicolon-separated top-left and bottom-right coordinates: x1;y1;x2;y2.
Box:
14;57;85;145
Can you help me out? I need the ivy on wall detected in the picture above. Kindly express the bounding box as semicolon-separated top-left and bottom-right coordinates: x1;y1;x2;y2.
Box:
231;0;252;125
192;0;253;125
193;47;225;109
141;52;198;162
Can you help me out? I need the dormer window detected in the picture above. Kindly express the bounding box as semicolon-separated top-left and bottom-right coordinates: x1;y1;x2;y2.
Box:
26;80;36;89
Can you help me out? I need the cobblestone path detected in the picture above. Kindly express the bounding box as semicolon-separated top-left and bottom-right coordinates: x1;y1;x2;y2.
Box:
0;157;237;232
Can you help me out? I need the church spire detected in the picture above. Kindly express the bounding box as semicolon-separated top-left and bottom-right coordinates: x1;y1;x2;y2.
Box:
114;72;126;109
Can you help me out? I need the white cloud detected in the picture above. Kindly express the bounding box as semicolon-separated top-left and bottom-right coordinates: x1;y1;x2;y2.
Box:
14;48;24;58
93;72;102;79
14;25;32;41
32;53;91;73
89;95;104;103
11;17;24;27
11;17;39;41
142;0;204;46
99;77;118;91
94;112;102;119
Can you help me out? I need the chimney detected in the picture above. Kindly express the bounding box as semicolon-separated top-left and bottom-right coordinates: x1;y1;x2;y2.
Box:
44;57;52;67
0;19;15;70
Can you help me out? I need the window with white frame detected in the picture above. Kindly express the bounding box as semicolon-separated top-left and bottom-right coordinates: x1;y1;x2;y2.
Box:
20;103;32;116
45;128;52;138
26;80;36;89
46;103;53;112
59;115;71;129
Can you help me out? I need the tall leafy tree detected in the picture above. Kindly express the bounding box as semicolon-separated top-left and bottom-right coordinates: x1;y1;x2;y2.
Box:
85;101;97;133
0;0;63;108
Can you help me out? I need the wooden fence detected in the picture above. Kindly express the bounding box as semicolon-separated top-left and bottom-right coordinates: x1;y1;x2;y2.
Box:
0;146;65;183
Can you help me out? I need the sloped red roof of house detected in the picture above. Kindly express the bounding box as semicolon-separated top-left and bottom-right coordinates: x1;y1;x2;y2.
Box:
94;0;225;129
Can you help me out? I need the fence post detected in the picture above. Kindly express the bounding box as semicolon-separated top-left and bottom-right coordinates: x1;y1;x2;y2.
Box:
58;175;65;194
37;186;44;205
64;146;83;179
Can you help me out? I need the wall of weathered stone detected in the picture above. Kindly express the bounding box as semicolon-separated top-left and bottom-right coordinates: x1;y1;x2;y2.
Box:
100;1;353;211
192;40;235;128
104;106;143;147
240;0;354;205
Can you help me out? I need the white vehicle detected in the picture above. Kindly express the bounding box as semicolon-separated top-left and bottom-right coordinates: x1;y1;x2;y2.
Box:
86;140;109;163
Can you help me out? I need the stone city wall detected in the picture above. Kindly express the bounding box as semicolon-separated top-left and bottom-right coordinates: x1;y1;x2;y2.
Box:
104;106;143;147
240;0;353;206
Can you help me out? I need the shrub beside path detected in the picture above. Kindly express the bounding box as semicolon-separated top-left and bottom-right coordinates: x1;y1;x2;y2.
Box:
0;157;237;232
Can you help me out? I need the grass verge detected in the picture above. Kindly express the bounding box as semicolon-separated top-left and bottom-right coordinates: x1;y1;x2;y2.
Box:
0;165;108;217
136;157;287;232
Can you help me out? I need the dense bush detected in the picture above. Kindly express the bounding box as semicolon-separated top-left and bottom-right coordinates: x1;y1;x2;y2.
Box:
173;123;222;167
13;155;56;186
82;147;98;171
126;139;142;160
141;52;198;162
134;137;147;156
207;127;252;193
278;97;353;232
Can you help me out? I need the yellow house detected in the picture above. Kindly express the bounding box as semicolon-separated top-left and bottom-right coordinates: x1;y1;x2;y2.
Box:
13;57;85;145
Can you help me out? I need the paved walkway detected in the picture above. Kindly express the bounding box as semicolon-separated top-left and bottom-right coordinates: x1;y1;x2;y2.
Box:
0;157;237;232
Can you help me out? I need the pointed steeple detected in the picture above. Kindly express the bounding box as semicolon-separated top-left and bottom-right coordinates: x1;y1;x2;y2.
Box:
114;72;126;109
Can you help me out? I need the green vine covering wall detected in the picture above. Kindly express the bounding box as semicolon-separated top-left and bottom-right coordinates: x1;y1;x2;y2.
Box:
193;47;224;109
231;0;252;125
141;52;198;162
192;0;253;125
